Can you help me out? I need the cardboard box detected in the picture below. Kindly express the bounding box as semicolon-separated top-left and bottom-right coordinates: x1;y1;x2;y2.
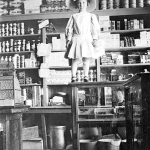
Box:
22;126;39;140
23;137;43;150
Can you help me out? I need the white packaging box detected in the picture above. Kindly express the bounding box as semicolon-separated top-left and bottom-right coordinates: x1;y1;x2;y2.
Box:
23;137;43;150
24;0;41;14
60;33;66;50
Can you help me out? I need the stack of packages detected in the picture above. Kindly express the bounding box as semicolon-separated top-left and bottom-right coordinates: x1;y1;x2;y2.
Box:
22;126;43;150
0;60;22;106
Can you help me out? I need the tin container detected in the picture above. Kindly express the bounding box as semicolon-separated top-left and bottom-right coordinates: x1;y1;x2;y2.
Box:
145;0;150;6
137;0;144;7
48;126;66;149
113;0;120;9
121;0;129;8
129;0;136;8
100;0;107;10
107;0;113;9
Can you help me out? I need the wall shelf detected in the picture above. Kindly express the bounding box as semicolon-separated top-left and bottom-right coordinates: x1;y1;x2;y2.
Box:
105;46;150;52
0;34;40;39
100;63;150;68
26;106;71;114
1;7;150;22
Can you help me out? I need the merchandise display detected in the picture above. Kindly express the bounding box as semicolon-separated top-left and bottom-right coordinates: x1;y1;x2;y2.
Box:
1;0;150;150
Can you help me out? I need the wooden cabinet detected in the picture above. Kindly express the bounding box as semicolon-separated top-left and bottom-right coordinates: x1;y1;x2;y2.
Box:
70;81;125;150
124;73;150;150
0;106;28;150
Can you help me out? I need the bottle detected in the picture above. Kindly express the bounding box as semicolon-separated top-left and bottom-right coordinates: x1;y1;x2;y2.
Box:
30;52;36;67
76;70;81;82
89;69;93;82
20;22;25;35
31;40;36;51
26;41;30;51
9;23;13;36
4;56;8;62
20;55;25;68
5;40;9;52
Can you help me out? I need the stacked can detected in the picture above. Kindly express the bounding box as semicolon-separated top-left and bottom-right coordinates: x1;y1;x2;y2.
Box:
121;0;129;8
136;0;144;7
113;0;120;9
129;0;136;8
100;0;107;10
107;0;113;9
145;0;150;6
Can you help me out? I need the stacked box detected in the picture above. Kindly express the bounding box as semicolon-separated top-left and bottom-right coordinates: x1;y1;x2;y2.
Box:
0;74;22;106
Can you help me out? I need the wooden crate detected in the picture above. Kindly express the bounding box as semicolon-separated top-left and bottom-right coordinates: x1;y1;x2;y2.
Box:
0;61;23;106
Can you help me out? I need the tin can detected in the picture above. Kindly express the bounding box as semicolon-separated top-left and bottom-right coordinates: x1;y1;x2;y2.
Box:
5;23;9;36
144;0;150;6
121;0;129;8
129;0;136;8
1;24;5;36
137;0;144;7
20;55;25;68
107;0;113;9
48;126;66;149
9;23;13;36
113;0;120;9
12;23;17;36
100;0;107;10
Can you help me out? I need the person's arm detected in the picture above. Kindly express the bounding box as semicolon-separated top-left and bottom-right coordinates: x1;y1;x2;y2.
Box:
65;15;73;48
91;14;100;47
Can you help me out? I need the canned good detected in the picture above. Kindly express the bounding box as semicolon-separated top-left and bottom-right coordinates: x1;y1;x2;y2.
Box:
145;0;150;6
137;0;144;7
20;55;25;68
113;0;120;9
100;0;107;10
107;0;113;9
129;0;136;8
121;0;129;8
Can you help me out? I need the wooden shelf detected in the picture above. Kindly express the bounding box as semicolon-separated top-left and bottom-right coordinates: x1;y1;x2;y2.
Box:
69;81;125;87
77;117;125;123
1;7;150;22
20;83;41;87
104;28;150;34
100;63;150;68
105;46;150;52
0;34;40;39
0;51;33;55
15;67;39;70
25;106;71;114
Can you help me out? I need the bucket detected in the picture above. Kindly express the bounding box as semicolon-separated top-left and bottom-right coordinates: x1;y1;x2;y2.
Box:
80;139;97;150
97;139;121;150
48;126;66;149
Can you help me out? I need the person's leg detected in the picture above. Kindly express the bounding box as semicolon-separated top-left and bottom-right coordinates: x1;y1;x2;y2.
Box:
82;57;90;82
71;58;81;82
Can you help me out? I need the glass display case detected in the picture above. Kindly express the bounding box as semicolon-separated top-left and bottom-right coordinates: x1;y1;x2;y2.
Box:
70;81;126;150
124;72;150;150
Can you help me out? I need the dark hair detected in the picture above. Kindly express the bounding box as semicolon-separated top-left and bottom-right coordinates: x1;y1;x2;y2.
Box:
75;0;89;8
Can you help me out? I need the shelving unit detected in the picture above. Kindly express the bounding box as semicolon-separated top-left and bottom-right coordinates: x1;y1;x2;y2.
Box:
1;5;150;150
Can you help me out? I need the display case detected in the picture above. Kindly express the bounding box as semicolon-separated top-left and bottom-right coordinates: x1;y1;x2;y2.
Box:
124;72;150;150
70;81;126;150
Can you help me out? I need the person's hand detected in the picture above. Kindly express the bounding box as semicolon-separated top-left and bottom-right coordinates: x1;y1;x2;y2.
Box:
66;40;71;49
92;39;97;47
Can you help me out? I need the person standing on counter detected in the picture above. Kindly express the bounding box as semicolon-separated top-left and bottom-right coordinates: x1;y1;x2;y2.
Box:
65;0;101;82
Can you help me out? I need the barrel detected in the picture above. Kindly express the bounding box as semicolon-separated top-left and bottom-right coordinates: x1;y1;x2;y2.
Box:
48;126;66;149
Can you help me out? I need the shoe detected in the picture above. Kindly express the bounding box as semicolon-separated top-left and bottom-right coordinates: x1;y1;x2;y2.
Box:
71;76;76;83
84;76;89;82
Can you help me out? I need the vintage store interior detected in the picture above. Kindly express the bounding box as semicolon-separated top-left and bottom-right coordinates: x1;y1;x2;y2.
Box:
0;0;150;150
